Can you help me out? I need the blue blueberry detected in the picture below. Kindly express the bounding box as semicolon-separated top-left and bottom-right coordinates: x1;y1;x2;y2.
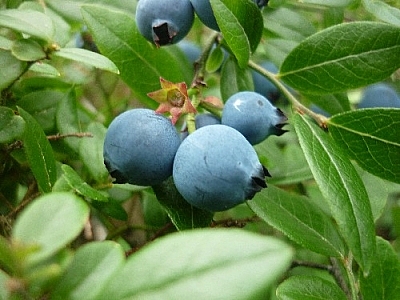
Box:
358;83;400;108
251;61;280;103
136;0;194;46
180;113;221;140
177;40;202;65
103;109;181;186
190;0;266;31
173;124;269;212
221;91;287;145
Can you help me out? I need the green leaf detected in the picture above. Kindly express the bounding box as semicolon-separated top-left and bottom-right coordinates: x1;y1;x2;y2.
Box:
294;113;376;273
0;49;27;90
0;9;54;42
152;177;213;230
327;109;400;184
61;164;108;202
29;61;61;77
263;38;298;67
52;48;119;74
248;185;346;258
359;237;400;300
220;56;253;101
0;107;25;143
52;241;124;300
295;0;352;7
0;269;11;300
280;22;400;94
79;122;109;183
210;0;263;68
56;89;81;152
276;275;347;300
206;46;225;73
11;39;46;61
18;107;57;193
12;192;89;263
97;229;293;300
362;0;400;27
81;5;192;107
306;93;351;116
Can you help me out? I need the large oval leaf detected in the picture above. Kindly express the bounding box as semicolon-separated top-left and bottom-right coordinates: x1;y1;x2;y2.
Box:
12;192;89;263
294;113;376;273
98;229;293;300
280;22;400;94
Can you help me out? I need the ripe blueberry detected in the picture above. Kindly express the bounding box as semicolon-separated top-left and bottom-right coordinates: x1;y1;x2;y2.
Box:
221;91;287;145
358;83;400;108
103;109;181;186
177;40;201;65
180;113;221;140
251;61;280;103
173;124;269;212
136;0;194;46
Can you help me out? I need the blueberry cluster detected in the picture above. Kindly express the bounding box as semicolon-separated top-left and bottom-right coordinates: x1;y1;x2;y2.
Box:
136;0;267;46
103;91;286;212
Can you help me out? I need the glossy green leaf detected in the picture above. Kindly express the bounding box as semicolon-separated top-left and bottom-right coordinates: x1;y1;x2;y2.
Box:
248;185;346;258
359;237;400;300
0;50;27;90
294;113;375;273
328;109;400;184
52;241;124;300
81;5;192;107
18;107;57;193
0;9;54;42
12;192;89;263
206;46;225;73
52;48;119;74
362;0;400;27
220;56;253;101
152;177;213;230
98;229;293;300
276;275;347;300
280;22;400;94
56;89;81;152
79;122;109;183
61;164;108;202
211;0;263;68
29;61;61;77
11;39;46;61
0;106;25;143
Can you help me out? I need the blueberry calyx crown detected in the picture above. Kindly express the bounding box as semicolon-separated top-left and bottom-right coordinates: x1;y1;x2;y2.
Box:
153;22;177;46
273;108;289;136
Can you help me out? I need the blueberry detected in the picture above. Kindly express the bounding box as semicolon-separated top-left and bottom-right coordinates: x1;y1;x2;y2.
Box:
136;0;195;46
103;109;181;186
177;40;201;65
221;91;287;145
190;0;266;31
358;83;400;108
180;113;221;140
251;61;280;103
173;124;269;212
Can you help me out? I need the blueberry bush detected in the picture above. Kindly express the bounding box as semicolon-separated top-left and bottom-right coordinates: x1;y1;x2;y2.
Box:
1;0;400;299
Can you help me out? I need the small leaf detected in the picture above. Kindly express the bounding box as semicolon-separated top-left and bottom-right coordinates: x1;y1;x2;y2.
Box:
79;122;109;183
11;39;46;61
61;164;108;202
12;192;89;263
98;229;293;300
205;46;225;73
211;0;263;68
56;89;81;152
52;241;124;300
0;50;27;90
220;56;253;101
0;9;54;42
18;107;57;193
152;177;213;230
81;5;192;107
277;275;347;300
29;61;61;77
328;109;400;184
52;48;119;74
280;22;400;94
0;107;25;143
248;185;346;258
359;237;400;300
362;0;400;27
294;113;376;273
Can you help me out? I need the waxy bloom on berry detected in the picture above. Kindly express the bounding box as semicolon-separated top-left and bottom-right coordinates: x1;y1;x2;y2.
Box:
148;77;197;124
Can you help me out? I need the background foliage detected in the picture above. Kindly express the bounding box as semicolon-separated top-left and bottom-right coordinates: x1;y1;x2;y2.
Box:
0;0;400;299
